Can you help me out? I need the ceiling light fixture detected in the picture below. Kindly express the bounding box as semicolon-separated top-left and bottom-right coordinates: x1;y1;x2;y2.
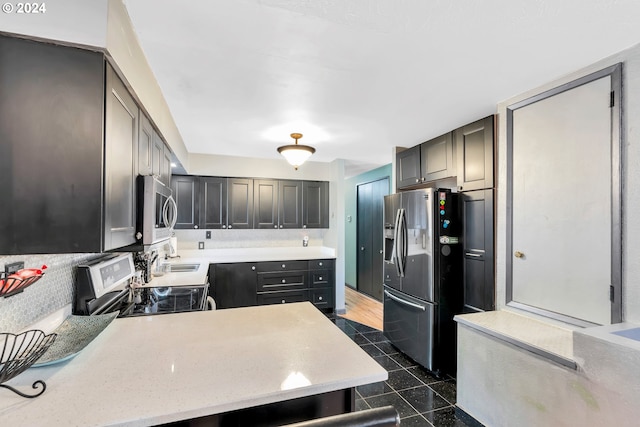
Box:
277;133;315;170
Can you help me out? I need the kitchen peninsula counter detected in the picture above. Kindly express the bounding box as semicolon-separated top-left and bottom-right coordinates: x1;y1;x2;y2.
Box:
0;302;386;426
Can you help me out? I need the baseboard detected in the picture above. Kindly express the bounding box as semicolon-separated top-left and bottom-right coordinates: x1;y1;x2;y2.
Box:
455;406;485;427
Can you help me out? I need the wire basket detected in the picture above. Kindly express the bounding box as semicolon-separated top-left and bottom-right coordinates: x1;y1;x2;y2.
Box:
0;268;45;298
0;330;57;398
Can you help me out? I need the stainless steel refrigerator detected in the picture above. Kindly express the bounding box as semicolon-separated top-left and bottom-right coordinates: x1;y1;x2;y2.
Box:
382;188;462;375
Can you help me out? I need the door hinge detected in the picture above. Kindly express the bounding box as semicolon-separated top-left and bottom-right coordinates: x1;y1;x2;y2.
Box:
610;91;615;108
610;285;615;302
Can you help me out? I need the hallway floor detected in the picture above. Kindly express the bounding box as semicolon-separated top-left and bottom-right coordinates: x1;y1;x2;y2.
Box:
326;313;475;426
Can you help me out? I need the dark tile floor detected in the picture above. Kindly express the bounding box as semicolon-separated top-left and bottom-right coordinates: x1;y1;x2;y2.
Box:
327;314;473;427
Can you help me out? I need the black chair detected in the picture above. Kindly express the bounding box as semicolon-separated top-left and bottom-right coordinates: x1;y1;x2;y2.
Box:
283;406;400;427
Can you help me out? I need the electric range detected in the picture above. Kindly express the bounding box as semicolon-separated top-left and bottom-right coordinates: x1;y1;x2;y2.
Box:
73;253;208;317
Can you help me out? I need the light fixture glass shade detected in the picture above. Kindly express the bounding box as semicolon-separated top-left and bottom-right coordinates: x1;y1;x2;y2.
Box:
277;133;315;169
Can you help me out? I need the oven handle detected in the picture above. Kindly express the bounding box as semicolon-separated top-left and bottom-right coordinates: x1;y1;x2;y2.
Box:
384;290;426;311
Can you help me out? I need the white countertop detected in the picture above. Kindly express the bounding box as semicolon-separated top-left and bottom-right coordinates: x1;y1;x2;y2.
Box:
0;303;386;427
144;246;336;287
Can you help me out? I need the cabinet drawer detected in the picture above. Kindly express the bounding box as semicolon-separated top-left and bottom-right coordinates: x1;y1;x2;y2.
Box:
257;290;309;306
310;288;333;310
257;271;306;292
308;259;334;270
310;270;334;287
257;260;308;272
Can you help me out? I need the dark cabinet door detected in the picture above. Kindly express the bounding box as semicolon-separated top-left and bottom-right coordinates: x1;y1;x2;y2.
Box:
212;263;258;309
171;175;200;229
421;132;455;182
303;181;329;228
279;180;303;228
138;113;154;176
160;143;172;187
0;35;104;254
254;179;278;229
461;189;495;312
104;64;137;251
228;178;253;229
151;130;163;179
200;177;227;229
455;115;494;191
396;145;421;189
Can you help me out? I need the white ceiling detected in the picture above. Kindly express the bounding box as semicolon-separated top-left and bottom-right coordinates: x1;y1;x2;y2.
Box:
123;0;640;171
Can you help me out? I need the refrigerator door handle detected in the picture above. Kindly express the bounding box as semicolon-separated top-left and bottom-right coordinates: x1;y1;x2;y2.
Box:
384;290;426;311
393;208;402;277
397;208;407;277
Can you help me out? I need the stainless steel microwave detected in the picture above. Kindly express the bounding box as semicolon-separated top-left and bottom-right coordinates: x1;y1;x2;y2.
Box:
136;175;177;246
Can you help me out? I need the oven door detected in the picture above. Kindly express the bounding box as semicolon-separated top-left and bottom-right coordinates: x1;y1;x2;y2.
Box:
383;286;435;371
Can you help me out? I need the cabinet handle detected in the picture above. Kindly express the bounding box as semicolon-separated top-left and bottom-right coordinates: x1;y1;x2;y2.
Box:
194;225;199;229
222;225;226;229
319;296;323;301
514;251;525;259
466;253;482;258
360;246;365;251
282;264;286;268
228;225;233;229
281;299;286;304
421;177;425;182
281;279;286;283
319;277;323;281
415;178;419;183
303;225;307;229
279;225;283;229
251;266;256;271
274;225;278;229
319;262;323;266
379;249;383;254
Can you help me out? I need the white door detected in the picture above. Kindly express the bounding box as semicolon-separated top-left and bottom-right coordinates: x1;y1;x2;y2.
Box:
511;75;612;325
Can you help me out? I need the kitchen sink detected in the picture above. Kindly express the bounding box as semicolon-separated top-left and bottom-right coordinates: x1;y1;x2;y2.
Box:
169;263;201;273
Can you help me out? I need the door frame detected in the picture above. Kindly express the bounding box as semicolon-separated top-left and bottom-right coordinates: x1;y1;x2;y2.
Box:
506;63;622;326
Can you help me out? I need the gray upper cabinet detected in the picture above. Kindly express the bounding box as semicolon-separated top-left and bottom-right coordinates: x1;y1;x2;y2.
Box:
455;115;494;192
279;180;303;229
421;132;455;182
303;181;329;229
172;175;200;229
396;146;422;189
227;178;253;229
396;132;455;190
174;175;327;230
139;112;172;187
254;179;279;229
138;113;154;177
200;177;227;229
0;35;139;254
104;65;138;251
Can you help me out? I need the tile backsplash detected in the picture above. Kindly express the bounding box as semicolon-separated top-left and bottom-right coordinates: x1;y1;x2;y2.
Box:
174;228;327;250
0;253;99;332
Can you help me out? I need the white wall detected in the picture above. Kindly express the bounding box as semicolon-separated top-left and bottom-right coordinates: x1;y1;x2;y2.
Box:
0;0;107;48
496;42;640;323
186;153;331;180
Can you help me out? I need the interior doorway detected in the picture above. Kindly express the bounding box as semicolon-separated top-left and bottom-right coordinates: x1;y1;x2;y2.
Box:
356;177;389;301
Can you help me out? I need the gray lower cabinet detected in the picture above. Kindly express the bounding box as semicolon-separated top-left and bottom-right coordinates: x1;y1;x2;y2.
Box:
211;259;335;312
0;35;138;254
461;189;495;312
